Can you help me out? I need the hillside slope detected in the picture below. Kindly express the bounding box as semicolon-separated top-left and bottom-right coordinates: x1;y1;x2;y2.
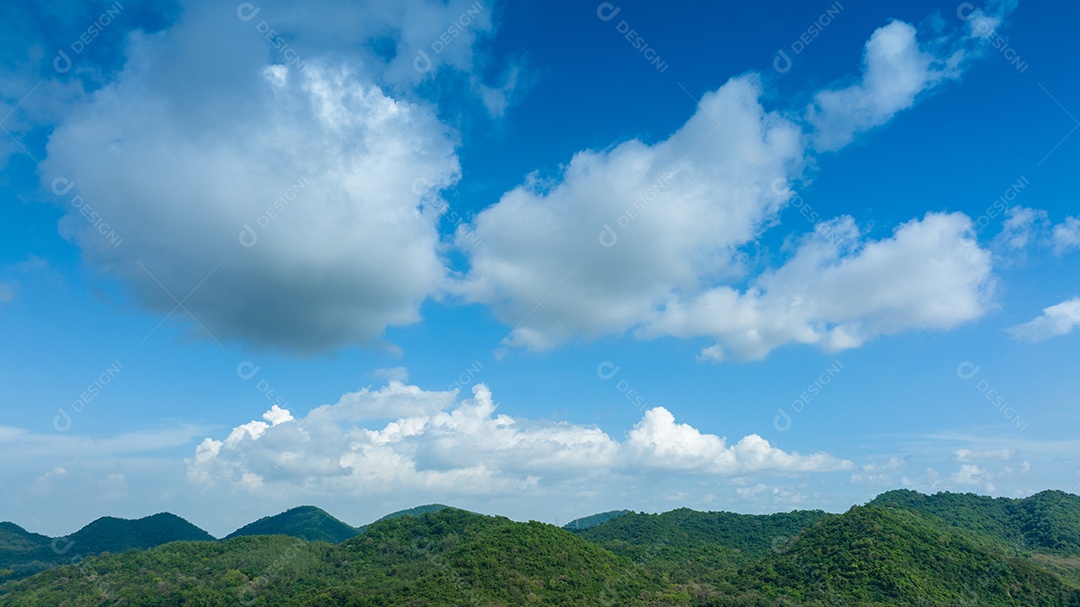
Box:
871;489;1080;553
726;505;1080;606
0;513;213;582
0;508;666;606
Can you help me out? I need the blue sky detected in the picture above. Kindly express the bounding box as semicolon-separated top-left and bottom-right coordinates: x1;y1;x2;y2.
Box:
1;0;1078;538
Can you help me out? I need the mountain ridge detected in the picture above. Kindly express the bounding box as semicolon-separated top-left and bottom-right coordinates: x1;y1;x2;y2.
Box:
3;489;1080;604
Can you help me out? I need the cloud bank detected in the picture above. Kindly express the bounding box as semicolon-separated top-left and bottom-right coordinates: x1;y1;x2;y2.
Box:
186;382;851;497
35;0;1011;360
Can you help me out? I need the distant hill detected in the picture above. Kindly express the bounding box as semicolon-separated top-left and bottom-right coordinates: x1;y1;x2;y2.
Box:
225;506;360;543
1;508;653;606
0;513;213;582
66;512;215;554
0;522;53;580
563;509;630;530
571;506;831;586
359;503;451;531
726;505;1080;606
871;488;1080;553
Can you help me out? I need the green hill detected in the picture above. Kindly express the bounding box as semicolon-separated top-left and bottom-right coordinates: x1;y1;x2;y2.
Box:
0;513;213;583
66;513;215;554
871;488;1080;554
0;508;665;606
726;505;1080;606
0;523;53;580
563;509;630;530
571;506;831;586
3;491;1080;605
355;503;452;532
225;506;360;544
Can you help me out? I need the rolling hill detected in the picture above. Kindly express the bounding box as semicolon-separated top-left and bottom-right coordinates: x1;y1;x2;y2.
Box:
64;513;215;555
224;505;359;543
0;508;658;606
3;490;1080;605
0;523;52;580
0;513;213;583
871;488;1080;553
725;505;1080;606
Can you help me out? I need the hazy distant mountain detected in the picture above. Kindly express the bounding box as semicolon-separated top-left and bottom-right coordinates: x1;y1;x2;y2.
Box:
224;505;360;544
0;513;212;582
66;513;215;554
562;509;630;530
358;503;451;531
0;522;53;580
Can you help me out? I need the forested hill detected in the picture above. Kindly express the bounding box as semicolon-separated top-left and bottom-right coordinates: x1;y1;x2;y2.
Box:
870;488;1080;553
224;506;360;544
2;490;1080;606
0;513;213;581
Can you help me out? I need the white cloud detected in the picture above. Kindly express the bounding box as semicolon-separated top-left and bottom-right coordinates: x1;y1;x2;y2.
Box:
953;448;1017;462
1008;297;1080;342
44;49;460;353
186;382;850;499
625;407;851;474
373;367;410;382
988;207;1080;259
993;206;1049;254
950;463;991;488
808;21;946;151
456;74;802;352
455;14;999;361
98;472;129;501
311;380;458;421
1053;216;1080;255
808;2;1015;151
34;0;520;354
642;212;992;361
0;424;207;459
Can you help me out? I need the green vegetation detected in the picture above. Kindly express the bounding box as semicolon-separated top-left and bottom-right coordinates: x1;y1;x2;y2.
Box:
0;509;653;606
0;513;213;583
0;523;52;581
225;506;360;544
2;490;1080;606
719;505;1080;606
871;489;1080;553
64;513;215;555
